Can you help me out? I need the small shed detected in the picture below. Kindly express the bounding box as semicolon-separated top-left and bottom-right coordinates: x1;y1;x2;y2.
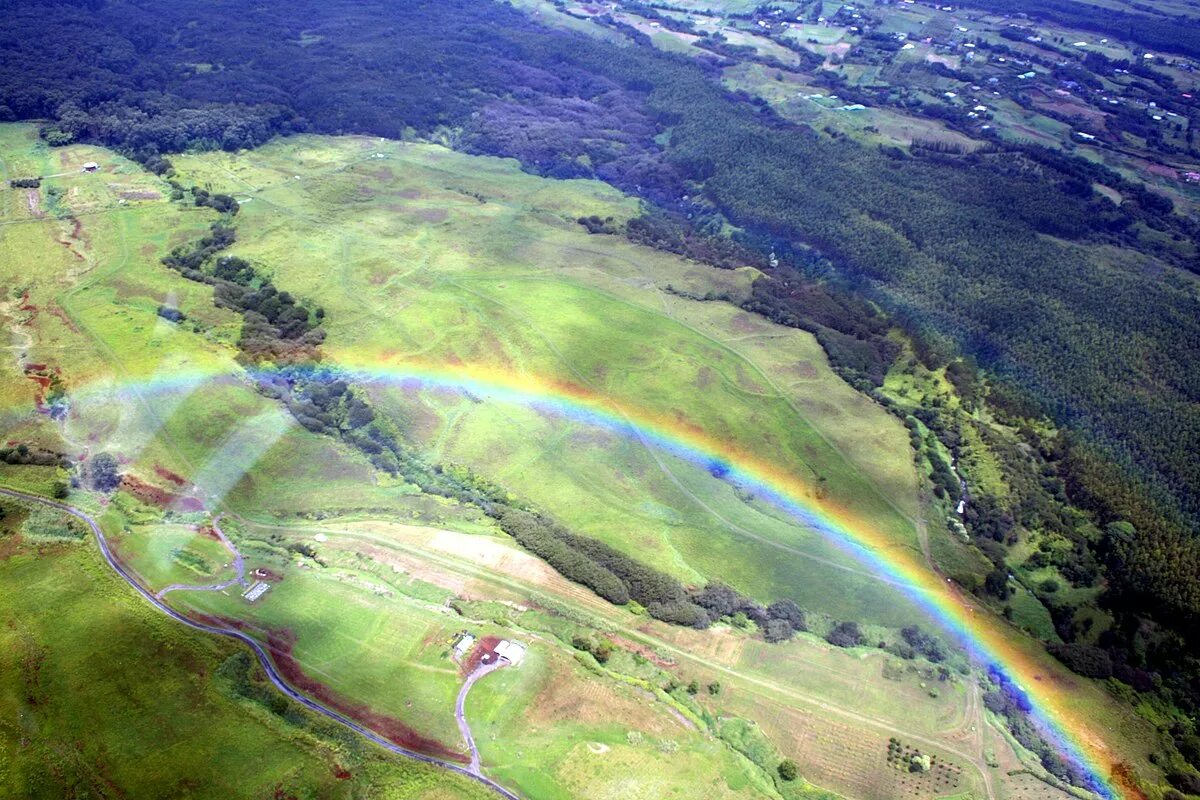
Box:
453;632;476;658
82;162;99;173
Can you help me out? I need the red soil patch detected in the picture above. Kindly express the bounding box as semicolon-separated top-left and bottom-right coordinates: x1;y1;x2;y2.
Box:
609;635;675;668
57;217;88;262
196;525;220;541
1146;162;1179;179
154;465;187;486
119;474;204;512
1112;762;1149;800
23;364;58;410
188;611;249;631
461;635;503;677
48;305;80;333
266;629;466;762
333;765;352;780
0;532;24;561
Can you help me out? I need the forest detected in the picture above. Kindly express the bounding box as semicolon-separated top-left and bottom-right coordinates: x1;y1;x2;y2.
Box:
6;0;1200;758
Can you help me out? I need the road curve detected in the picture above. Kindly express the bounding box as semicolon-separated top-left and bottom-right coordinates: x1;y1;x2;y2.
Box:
156;514;248;599
0;487;521;800
457;659;506;774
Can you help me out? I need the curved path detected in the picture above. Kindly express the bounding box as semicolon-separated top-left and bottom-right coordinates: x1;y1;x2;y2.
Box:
457;659;507;775
156;514;248;599
0;487;520;800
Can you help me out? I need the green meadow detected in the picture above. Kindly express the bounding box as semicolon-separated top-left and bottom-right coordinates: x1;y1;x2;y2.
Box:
0;504;490;800
169;134;927;625
0;122;1162;800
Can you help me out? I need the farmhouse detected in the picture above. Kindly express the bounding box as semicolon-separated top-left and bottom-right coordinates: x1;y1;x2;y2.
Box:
494;639;527;664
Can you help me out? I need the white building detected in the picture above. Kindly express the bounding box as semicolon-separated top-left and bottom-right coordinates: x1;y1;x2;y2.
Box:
453;633;476;658
494;639;527;664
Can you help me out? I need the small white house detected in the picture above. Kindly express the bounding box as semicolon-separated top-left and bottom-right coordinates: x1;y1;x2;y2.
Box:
82;161;99;173
494;639;527;665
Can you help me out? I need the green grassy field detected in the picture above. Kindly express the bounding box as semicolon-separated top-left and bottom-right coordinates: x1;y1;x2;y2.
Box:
0;504;491;800
168;134;928;625
0;122;1165;800
112;521;237;588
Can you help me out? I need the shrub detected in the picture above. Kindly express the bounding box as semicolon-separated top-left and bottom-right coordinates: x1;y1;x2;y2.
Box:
826;621;864;648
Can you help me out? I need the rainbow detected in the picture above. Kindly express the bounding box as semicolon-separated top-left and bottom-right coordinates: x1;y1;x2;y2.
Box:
43;354;1129;798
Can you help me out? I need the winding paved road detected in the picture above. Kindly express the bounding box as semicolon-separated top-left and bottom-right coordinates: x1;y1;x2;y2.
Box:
457;659;507;775
0;487;520;800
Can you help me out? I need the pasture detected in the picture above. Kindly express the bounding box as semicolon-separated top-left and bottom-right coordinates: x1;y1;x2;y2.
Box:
0;123;1163;800
0;503;491;800
170;134;928;625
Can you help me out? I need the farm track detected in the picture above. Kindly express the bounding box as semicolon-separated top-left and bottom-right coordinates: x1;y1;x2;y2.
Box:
457;659;506;775
0;486;522;800
237;514;997;800
155;515;248;599
444;276;914;589
5;142;988;798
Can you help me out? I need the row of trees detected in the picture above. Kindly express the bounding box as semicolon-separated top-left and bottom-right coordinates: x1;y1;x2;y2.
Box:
18;0;1200;774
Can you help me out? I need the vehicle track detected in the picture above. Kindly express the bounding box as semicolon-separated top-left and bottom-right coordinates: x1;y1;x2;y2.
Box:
155;515;248;599
0;486;521;800
242;516;997;800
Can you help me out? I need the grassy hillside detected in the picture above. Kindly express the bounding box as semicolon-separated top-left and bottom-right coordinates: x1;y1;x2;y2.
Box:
0;123;1165;799
0;501;491;800
169;134;928;624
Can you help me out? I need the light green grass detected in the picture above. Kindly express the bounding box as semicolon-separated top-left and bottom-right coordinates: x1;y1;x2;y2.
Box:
0;518;491;800
169;134;927;624
111;522;236;590
169;558;480;753
0;124;1164;799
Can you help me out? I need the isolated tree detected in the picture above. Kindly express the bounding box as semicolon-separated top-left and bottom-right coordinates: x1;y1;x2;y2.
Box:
778;759;798;782
88;453;121;492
